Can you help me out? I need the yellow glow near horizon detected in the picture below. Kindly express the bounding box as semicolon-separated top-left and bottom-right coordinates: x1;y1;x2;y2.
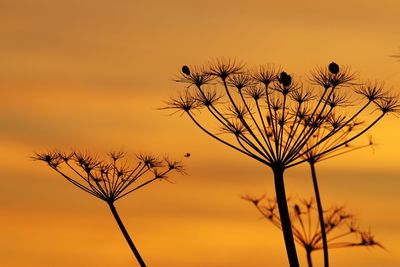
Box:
1;0;400;266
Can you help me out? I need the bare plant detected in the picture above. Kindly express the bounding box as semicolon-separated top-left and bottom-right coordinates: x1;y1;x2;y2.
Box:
34;151;184;267
163;59;399;266
244;195;383;267
299;112;377;267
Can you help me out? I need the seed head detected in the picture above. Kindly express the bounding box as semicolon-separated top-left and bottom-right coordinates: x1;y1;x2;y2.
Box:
35;150;184;202
279;71;292;86
182;65;190;75
207;58;243;80
329;62;340;74
246;196;383;253
251;64;279;86
167;59;396;169
374;94;400;116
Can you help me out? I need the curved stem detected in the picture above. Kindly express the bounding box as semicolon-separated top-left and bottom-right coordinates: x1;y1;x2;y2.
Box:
309;160;329;267
108;202;146;267
273;165;300;267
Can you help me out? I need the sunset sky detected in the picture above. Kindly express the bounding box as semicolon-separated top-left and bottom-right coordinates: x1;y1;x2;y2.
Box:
1;0;400;266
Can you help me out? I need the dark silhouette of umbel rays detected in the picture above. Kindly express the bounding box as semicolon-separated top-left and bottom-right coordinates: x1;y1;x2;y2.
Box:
34;151;184;267
164;59;399;267
244;195;384;267
297;110;378;267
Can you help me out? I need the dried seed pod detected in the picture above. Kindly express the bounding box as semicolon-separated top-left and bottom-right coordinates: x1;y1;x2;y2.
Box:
182;65;190;75
279;71;292;86
328;62;339;74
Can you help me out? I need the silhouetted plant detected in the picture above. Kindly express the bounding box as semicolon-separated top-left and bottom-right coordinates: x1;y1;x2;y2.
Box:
34;151;184;267
163;59;399;267
243;195;383;267
299;117;376;267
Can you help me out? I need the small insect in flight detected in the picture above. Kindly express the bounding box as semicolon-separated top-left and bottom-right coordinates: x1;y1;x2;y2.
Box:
184;153;191;158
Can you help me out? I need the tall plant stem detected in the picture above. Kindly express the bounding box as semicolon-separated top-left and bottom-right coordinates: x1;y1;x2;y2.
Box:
273;165;300;267
309;160;328;267
306;248;313;267
108;202;146;267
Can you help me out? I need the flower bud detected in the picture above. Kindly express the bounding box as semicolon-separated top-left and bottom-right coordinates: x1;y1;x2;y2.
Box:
182;65;191;75
279;72;292;86
328;62;339;74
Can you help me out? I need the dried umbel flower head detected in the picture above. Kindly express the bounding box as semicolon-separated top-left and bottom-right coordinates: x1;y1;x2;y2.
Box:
328;62;340;75
207;58;243;79
182;65;190;75
299;116;375;163
165;59;398;267
251;64;279;86
278;71;292;87
311;63;356;89
354;81;387;102
244;195;383;267
33;151;184;203
374;94;400;116
167;59;397;169
34;150;184;267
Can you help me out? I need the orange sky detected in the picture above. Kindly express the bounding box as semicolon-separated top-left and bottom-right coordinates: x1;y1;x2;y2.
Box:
1;0;400;266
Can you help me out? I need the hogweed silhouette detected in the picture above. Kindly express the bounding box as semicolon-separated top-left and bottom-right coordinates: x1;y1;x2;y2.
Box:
299;117;376;267
163;59;399;266
243;195;383;267
34;151;184;267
